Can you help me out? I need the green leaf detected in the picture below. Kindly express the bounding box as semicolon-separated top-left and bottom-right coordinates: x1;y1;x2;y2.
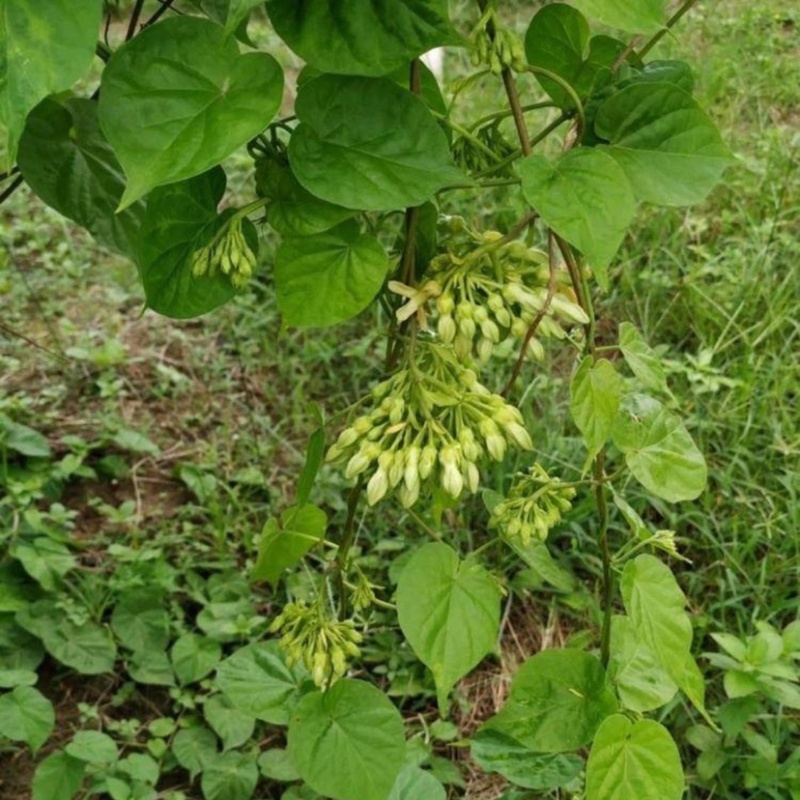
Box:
289;75;463;211
573;0;666;34
171;634;222;685
127;649;175;686
201;751;259;800
265;0;458;76
252;504;328;585
17;601;117;675
618;322;670;395
607;615;678;712
111;589;170;653
258;748;300;782
517;149;636;284
204;694;255;751
118;753;159;785
586;715;684;800
0;563;41;613
99;16;283;209
0;668;37;688
621;555;692;660
620;555;709;722
111;428;160;456
215;641;309;724
0;617;44;671
258;161;356;237
0;686;54;751
619;60;696;93
570;357;623;459
387;765;446;800
397;543;501;710
507;541;576;592
0;0;102;165
11;537;76;592
32;752;86;800
612;394;707;502
296;429;326;506
483;650;618;753
134;169;244;319
0;417;51;457
288;679;406;800
173;726;218;779
595;83;733;206
524;5;624;110
65;731;118;765
17;97;145;256
471;730;583;791
275;221;389;328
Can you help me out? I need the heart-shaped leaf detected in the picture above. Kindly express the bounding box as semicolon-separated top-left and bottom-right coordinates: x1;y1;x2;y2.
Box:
525;4;625;109
252;504;328;586
215;641;309;725
288;679;406;800
134;168;251;319
289;75;464;211
0;0;101;165
595;83;733;206
266;0;459;76
99;16;283;209
586;715;684;800
17;97;145;256
0;686;54;751
275;221;389;328
483;649;618;752
397;543;501;710
517;149;636;284
570;357;623;458
612;394;707;502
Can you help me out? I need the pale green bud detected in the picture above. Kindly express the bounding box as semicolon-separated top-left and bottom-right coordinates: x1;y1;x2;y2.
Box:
437;292;455;315
477;337;493;363
473;305;489;324
481;319;501;343
550;293;589;325
442;462;464;498
455;301;473;321
366;467;389;505
438;314;457;343
526;338;545;361
460;317;477;340
506;422;533;450
511;317;528;338
454;334;472;360
398;482;420;508
464;461;480;493
419;445;438;479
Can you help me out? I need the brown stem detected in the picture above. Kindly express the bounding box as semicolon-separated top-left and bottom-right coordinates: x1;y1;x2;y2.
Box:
477;0;532;155
125;0;146;41
639;0;703;58
501;230;558;396
144;0;178;28
0;175;24;205
336;479;364;619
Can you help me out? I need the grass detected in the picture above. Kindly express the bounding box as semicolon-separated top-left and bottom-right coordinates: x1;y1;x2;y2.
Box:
1;1;799;798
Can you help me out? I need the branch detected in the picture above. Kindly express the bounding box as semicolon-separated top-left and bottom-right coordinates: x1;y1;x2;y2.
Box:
0;175;24;206
501;229;557;397
125;0;146;41
144;0;179;28
639;0;703;58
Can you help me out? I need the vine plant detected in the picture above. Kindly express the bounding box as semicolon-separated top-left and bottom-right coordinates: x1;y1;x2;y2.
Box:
1;0;735;798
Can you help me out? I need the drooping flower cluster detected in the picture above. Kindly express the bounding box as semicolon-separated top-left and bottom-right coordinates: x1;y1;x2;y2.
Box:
490;464;576;545
191;216;256;289
326;342;533;508
269;601;362;688
394;233;588;363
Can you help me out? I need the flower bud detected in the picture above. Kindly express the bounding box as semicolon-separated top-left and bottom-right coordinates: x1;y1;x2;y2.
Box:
366;467;389;505
441;462;464;498
398;481;420;508
460;317;477;340
419;445;438;479
477;337;493;363
506;422;533;450
437;292;455;315
473;305;489;324
526;337;545;361
464;461;480;493
481;319;500;343
438;314;457;343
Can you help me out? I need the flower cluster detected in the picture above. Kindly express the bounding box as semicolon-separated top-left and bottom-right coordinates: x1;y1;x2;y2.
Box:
326;342;533;507
394;234;588;364
191;216;256;289
269;601;362;688
490;464;576;546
